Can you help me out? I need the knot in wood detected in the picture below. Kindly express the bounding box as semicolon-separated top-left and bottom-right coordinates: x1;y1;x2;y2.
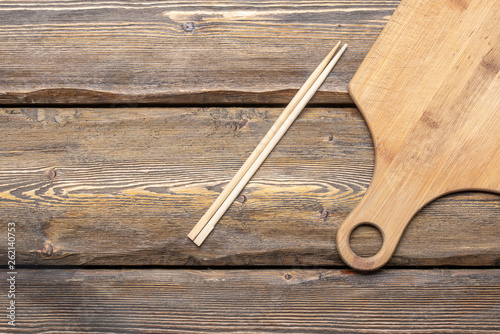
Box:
41;243;53;257
181;22;195;33
47;169;57;179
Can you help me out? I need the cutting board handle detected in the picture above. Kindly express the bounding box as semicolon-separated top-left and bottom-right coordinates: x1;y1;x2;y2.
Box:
336;169;431;271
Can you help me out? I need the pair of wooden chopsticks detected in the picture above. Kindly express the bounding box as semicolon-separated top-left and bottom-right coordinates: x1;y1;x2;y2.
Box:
188;41;348;246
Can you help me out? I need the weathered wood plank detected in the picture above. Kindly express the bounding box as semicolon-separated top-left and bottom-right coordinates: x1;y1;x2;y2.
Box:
0;107;499;266
0;0;399;105
3;269;500;333
1;106;498;266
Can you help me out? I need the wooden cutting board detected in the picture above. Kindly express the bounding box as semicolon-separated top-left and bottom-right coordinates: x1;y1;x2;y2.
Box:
336;0;500;271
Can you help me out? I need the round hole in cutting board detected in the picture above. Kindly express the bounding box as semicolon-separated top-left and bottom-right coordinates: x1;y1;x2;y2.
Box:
349;223;383;258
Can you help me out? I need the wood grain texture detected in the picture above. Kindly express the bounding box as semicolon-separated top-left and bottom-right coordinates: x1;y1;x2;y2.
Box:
0;0;398;105
338;0;500;271
3;269;500;333
0;107;498;266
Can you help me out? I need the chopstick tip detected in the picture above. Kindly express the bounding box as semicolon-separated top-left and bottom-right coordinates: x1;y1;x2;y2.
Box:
193;236;204;247
188;234;203;246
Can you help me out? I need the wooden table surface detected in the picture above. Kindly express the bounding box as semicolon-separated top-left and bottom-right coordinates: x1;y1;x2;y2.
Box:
0;1;499;332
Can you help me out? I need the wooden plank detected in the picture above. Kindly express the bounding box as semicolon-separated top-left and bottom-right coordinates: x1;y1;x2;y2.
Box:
0;107;499;266
4;269;500;333
0;0;399;105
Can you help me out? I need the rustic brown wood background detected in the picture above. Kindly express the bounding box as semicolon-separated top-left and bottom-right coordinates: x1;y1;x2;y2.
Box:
0;1;498;332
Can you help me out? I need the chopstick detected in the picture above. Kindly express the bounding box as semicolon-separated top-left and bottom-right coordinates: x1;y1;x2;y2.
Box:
187;41;341;243
188;42;348;246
